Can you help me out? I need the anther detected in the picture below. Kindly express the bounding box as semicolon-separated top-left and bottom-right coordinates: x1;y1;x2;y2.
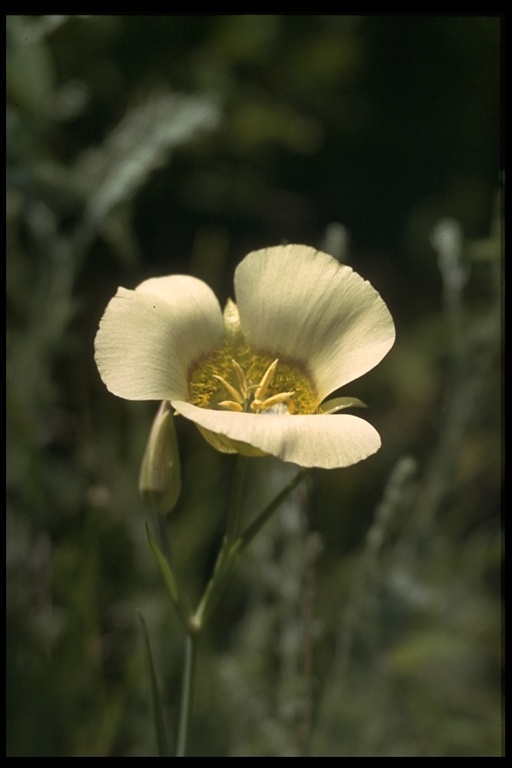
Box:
231;359;248;400
212;374;243;404
254;359;279;402
251;391;295;412
219;400;244;412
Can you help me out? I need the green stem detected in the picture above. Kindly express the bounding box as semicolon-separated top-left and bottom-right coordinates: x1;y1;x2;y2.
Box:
238;467;310;556
192;466;310;629
225;455;248;543
192;542;240;630
172;463;311;756
145;521;192;631
191;456;247;629
157;513;171;562
176;632;198;757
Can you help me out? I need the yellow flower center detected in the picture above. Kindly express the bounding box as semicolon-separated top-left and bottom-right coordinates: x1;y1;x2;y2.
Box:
188;344;317;415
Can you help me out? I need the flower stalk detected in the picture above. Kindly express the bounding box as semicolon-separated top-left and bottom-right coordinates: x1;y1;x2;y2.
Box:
176;633;198;758
145;457;311;755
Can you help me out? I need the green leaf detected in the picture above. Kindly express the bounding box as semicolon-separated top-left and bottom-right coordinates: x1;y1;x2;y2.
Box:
138;611;170;757
145;520;190;630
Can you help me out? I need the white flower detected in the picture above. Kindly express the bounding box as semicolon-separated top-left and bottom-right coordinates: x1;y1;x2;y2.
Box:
94;245;395;469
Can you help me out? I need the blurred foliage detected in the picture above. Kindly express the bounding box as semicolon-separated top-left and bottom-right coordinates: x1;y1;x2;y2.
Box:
7;14;502;756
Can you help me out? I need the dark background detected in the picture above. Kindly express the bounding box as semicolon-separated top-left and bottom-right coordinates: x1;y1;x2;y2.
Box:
7;14;502;756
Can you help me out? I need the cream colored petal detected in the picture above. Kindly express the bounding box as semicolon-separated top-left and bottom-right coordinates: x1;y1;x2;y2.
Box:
95;275;224;401
172;401;381;469
234;245;395;401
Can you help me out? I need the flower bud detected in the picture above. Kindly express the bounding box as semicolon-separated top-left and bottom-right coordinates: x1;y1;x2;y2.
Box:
223;298;244;348
139;401;181;515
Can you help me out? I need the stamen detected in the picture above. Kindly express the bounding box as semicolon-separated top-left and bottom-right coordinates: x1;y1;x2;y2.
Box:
212;374;243;404
251;391;295;412
219;400;244;412
189;343;317;415
231;359;248;400
254;359;279;402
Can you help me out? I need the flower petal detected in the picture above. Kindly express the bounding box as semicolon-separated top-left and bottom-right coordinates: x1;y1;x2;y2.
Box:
172;401;382;469
319;396;368;413
234;245;395;401
95;275;224;400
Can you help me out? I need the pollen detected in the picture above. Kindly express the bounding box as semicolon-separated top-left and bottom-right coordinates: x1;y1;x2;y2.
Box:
188;343;317;415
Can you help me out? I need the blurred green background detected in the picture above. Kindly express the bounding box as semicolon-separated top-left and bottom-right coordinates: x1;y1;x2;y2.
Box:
6;15;502;756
